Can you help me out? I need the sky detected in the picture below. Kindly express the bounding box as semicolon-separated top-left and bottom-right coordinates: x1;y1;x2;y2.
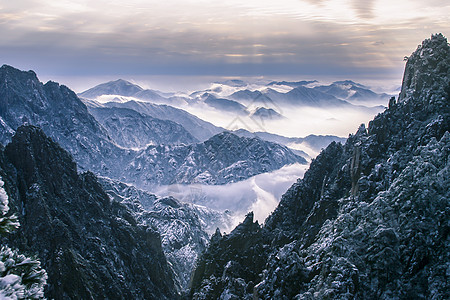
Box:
1;0;449;92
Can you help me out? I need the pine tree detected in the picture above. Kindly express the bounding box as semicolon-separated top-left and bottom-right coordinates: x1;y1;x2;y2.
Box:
0;177;47;299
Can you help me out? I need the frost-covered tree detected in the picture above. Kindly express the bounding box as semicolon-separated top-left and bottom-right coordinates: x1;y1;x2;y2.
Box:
0;177;47;299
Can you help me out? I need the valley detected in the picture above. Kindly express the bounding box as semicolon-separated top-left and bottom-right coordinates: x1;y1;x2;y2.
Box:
0;34;448;299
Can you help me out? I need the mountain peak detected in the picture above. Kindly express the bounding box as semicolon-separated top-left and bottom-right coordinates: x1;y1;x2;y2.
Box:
189;34;450;299
113;78;132;83
0;64;38;82
331;80;366;88
399;33;449;103
250;107;284;120
79;78;143;98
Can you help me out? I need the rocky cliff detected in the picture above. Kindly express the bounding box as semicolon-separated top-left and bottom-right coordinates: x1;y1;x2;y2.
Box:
0;126;179;299
189;34;450;299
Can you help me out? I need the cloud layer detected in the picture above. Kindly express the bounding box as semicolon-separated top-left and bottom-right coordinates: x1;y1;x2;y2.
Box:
154;163;308;228
1;0;449;87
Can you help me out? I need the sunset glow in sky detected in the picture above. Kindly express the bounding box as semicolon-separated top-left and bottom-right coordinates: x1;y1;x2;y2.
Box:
1;0;449;91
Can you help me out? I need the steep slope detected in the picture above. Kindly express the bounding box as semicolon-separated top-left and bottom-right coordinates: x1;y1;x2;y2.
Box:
0;125;179;299
122;131;307;188
89;106;198;148
190;34;449;299
0;64;126;173
98;100;224;141
99;177;232;292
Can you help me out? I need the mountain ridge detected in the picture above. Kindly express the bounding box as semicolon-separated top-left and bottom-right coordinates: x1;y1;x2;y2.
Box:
189;33;450;300
0;125;179;299
1;66;303;189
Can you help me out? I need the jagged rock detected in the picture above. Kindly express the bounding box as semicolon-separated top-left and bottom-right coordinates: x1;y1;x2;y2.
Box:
399;33;449;105
0;125;179;299
123;131;306;188
190;212;267;300
98;177;232;292
0;66;305;189
189;34;450;299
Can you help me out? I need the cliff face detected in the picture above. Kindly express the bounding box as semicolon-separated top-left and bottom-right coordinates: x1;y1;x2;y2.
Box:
399;33;450;105
0;126;179;299
189;34;450;299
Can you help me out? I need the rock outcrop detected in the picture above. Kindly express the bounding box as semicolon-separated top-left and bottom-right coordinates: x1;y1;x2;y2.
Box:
0;126;179;299
189;34;450;300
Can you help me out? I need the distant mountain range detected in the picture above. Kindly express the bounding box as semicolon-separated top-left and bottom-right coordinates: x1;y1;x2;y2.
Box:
0;65;306;189
78;77;389;117
313;80;391;102
89;106;198;148
0;34;446;300
233;129;346;157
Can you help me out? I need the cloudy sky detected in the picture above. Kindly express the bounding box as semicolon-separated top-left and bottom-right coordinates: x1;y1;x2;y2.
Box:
1;0;449;91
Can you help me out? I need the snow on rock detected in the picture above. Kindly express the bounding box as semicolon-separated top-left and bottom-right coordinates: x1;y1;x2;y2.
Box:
99;177;232;292
189;34;450;299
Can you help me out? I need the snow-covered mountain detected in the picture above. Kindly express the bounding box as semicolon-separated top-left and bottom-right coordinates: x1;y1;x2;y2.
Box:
264;85;349;106
95;100;224;142
99;177;232;291
0;64;120;171
314;80;390;102
78;75;389;141
120;131;307;189
89;106;198;148
79;79;184;105
233;129;346;158
228;89;273;105
79;79;389;112
78;79;144;98
80;77;388;117
0;125;179;299
189;34;450;299
0;66;306;189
